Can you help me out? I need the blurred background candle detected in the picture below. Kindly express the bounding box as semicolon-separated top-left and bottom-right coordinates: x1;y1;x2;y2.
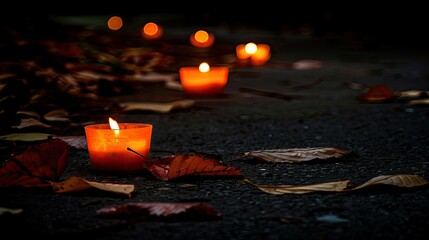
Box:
190;30;215;48
179;62;228;96
84;117;152;172
141;22;163;40
107;16;123;31
236;42;271;66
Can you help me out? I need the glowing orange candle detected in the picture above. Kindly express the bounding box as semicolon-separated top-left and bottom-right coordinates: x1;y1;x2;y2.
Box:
84;118;152;172
236;42;271;66
141;22;163;40
179;62;229;96
190;30;215;48
107;16;123;31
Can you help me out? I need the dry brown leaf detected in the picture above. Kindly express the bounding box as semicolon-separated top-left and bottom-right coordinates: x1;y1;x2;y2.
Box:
43;109;70;123
164;80;183;91
119;99;195;114
396;90;429;99
51;176;135;197
146;154;242;181
245;174;428;195
17;111;41;119
0;207;23;216
124;72;178;83
0;133;55;141
351;174;429;190
241;147;350;163
244;179;350;194
408;98;429;105
0;139;69;187
12;118;57;130
357;84;395;102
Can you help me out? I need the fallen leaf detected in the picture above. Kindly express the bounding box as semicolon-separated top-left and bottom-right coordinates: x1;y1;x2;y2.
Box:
12;118;60;130
0;139;70;187
357;84;395;102
351;174;428;190
0;207;23;216
43;109;71;123
395;90;429;99
145;154;242;181
245;174;428;195
408;98;429;105
124;72;178;83
0;133;55;141
119;99;195;114
53;135;87;150
292;59;323;70
96;202;222;221
164;80;183;91
244;179;350;194
238;147;350;163
51;176;134;197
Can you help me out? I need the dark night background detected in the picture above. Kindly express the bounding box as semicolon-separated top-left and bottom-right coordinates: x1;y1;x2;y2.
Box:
1;1;428;49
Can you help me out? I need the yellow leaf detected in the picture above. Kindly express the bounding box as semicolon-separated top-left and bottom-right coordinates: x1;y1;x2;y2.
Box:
51;176;135;197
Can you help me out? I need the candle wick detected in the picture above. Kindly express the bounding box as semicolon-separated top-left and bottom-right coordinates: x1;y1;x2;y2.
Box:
127;147;148;160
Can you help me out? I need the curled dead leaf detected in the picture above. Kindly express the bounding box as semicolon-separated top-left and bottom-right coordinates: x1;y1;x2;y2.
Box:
0;139;69;187
239;147;350;163
146;154;242;181
0;207;23;216
244;179;350;194
357;84;395;102
119;99;195;114
245;174;428;195
351;174;428;190
51;176;134;197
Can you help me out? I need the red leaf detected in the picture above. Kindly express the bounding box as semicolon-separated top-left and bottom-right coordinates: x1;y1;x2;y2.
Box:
97;202;222;221
145;154;242;181
357;84;395;102
0;139;70;187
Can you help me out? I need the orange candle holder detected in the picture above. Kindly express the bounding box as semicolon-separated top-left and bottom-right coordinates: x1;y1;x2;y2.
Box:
179;62;229;97
236;43;271;66
84;122;152;172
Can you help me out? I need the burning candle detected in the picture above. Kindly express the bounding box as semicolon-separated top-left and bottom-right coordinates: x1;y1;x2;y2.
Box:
141;22;163;40
236;42;271;66
84;117;152;172
190;30;215;48
179;62;229;96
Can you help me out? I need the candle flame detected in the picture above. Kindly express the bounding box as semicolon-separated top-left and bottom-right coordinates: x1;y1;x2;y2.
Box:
245;42;258;54
109;117;120;130
199;62;210;72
